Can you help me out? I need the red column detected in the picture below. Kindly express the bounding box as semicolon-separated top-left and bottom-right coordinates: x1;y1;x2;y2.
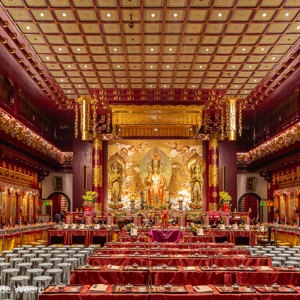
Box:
208;134;219;211
92;137;103;215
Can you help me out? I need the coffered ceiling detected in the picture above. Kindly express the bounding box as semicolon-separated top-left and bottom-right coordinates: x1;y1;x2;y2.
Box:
0;0;299;110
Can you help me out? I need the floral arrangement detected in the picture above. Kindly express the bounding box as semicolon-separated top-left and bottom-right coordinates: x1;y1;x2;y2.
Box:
82;191;96;206
219;191;232;205
190;223;200;233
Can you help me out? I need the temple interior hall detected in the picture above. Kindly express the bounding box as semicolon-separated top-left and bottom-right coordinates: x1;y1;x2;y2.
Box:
1;0;300;299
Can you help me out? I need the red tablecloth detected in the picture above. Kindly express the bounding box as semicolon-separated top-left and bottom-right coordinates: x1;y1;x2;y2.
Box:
71;267;149;284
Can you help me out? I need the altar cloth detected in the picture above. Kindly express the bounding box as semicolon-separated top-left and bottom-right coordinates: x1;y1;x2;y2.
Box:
149;229;183;243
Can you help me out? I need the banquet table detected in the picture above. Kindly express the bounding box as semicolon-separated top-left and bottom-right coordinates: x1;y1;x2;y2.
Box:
210;255;272;267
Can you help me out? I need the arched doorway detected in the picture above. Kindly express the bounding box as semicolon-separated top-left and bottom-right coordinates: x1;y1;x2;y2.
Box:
47;192;71;222
238;192;262;222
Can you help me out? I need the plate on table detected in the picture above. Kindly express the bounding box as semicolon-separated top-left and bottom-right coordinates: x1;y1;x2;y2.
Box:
89;284;108;293
149;254;170;258
193;285;214;293
274;267;300;272
76;265;102;270
96;254;111;257
182;266;197;271
215;285;256;294
256;266;273;271
112;285;148;294
226;266;256;271
150;285;187;293
123;265;149;271
44;285;84;294
200;266;227;271
187;254;208;258
253;285;298;293
151;266;178;271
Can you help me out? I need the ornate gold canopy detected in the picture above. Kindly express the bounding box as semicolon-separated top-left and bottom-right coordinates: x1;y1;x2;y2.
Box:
110;105;205;138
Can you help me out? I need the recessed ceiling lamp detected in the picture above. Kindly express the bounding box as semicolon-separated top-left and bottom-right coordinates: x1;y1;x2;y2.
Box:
129;14;134;29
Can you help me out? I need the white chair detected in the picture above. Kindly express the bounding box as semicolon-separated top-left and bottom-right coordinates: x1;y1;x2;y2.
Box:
38;263;53;274
22;254;35;263
17;263;32;275
29;258;43;268
49;257;63;267
32;275;52;289
65;258;79;270
73;254;85;266
57;262;71;284
10;257;24;268
1;268;19;286
10;275;30;300
15;285;38;300
45;269;63;284
39;254;51;262
26;269;44;285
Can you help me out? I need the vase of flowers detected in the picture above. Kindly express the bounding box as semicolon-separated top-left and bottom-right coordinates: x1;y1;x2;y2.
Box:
82;191;96;216
219;191;232;212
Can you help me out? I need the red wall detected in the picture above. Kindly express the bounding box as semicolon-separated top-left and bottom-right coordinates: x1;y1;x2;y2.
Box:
72;139;93;210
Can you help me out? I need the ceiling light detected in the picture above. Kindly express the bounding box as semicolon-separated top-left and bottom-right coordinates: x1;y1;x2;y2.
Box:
254;79;257;82
192;85;195;88
232;65;235;69
92;85;95;87
150;48;154;52
121;85;124;87
46;56;49;60
84;65;87;68
235;85;238;88
297;26;300;30
249;65;252;68
244;90;248;93
199;65;203;68
169;48;172;51
68;65;71;68
154;128;158;132
62;13;67;17
58;48;62;51
26;26;30;30
117;65;120;68
67;90;70;93
218;13;222;17
60;79;63;82
150;85;152;88
107;13;111;17
285;13;289;17
77;48;80;51
150;65;153;69
221;85;224;88
40;13;44;17
164;85;167;88
205;48;209;52
174;13;178;17
261;48;265;51
262;13;267;17
78;85;81;87
166;65;170;69
272;57;275;60
114;48;117;52
151;13;155;17
242;48;246;51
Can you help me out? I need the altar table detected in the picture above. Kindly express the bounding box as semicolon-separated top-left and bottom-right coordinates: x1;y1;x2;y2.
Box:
149;229;183;243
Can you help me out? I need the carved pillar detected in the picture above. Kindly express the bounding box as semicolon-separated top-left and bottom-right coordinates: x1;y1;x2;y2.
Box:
208;133;219;211
92;136;103;215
